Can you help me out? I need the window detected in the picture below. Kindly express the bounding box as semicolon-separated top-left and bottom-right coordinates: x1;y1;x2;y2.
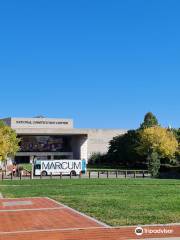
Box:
35;164;41;170
18;135;72;152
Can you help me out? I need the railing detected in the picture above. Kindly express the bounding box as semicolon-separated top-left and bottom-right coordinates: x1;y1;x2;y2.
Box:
87;170;149;179
0;169;150;180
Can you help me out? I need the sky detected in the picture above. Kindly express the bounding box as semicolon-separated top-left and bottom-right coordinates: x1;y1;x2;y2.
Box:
0;0;180;129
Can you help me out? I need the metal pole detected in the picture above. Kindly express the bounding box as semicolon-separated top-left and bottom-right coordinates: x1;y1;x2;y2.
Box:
31;159;34;180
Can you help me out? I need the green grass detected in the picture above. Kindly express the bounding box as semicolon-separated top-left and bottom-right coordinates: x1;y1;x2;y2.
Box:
0;179;180;226
18;163;32;171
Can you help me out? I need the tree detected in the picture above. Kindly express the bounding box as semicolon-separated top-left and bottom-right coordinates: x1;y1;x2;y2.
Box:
140;112;159;129
172;128;180;143
88;152;105;165
147;151;160;177
171;128;180;164
137;126;179;176
0;121;20;166
107;130;144;167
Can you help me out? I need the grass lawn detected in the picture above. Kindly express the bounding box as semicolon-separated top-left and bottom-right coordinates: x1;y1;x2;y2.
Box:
0;178;180;226
18;163;32;171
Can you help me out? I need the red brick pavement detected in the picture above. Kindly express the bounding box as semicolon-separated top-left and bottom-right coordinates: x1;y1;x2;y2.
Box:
0;197;180;240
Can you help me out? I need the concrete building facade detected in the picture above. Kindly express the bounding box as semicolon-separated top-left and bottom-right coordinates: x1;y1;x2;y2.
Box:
2;117;126;163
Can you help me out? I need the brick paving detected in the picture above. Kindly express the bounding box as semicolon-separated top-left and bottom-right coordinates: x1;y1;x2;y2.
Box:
0;197;180;240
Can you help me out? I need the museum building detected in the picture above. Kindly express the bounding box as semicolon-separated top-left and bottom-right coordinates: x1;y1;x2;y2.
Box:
1;117;126;163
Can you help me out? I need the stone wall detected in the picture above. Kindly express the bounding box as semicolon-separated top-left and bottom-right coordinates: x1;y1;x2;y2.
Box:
85;129;126;159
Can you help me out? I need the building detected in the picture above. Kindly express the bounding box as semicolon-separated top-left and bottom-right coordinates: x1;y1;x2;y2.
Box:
2;117;126;163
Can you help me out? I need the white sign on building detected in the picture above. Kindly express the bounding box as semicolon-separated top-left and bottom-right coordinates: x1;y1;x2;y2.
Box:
3;117;73;129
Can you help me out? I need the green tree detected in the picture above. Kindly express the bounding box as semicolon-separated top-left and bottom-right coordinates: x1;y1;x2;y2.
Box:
147;151;160;177
137;126;179;176
0;121;20;166
140;112;159;129
172;128;180;143
88;152;105;165
171;128;180;164
107;130;144;167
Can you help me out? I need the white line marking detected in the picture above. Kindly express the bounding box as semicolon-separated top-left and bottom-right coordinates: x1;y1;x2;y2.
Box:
46;197;110;228
0;207;65;212
0;226;107;235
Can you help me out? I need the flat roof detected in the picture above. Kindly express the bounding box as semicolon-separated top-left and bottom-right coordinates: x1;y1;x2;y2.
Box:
1;117;73;129
1;117;127;135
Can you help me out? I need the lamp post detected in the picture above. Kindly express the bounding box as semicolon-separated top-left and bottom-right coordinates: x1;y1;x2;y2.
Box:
31;156;36;179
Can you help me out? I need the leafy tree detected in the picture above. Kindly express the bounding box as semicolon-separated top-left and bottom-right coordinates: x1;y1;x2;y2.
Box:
147;151;160;177
140;112;159;129
88;152;105;165
137;126;178;159
0;121;20;165
137;126;179;176
172;128;180;143
171;128;180;164
107;130;144;167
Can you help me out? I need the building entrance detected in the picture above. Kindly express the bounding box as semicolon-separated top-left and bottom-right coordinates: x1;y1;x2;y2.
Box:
15;156;30;164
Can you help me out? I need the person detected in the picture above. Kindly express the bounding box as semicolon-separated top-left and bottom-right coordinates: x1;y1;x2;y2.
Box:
12;165;16;176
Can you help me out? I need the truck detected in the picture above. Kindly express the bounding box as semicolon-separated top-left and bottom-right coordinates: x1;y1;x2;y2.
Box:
34;159;86;176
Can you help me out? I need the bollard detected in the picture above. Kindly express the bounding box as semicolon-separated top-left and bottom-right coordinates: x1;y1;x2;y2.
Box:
134;171;136;178
11;172;13;180
116;171;118;178
70;172;72;179
143;171;145;178
107;171;109;179
89;171;91;179
125;171;127;178
50;172;52;179
98;171;100;179
2;172;4;181
60;172;62;179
